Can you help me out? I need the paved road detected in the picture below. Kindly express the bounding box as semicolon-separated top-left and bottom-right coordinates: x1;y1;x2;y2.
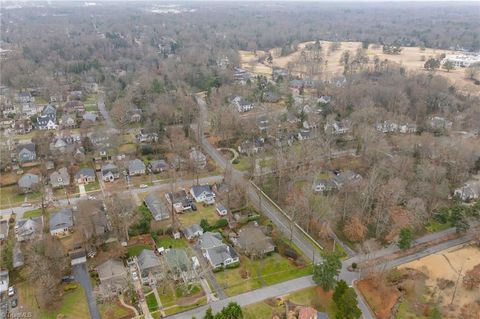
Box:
97;93;117;130
72;263;101;319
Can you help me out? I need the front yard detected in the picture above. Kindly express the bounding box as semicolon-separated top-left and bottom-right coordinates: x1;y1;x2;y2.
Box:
214;253;313;297
158;283;207;316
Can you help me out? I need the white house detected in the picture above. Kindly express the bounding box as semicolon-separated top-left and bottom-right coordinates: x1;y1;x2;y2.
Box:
190;185;215;204
200;232;239;269
231;96;254;113
454;181;480;201
215;203;228;216
49;208;74;237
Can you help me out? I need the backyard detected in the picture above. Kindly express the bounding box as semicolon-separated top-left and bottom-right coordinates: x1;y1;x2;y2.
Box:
177;204;221;228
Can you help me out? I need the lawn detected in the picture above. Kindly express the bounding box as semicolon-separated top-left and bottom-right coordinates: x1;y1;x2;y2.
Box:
119;143;137;154
17;282;89;319
177;204;221;227
85;180;100;192
0;186;26;208
99;300;135;319
233;156;252;172
215;254;313;296
23;209;43;218
84;94;98;112
425;221;452;233
163;297;207;316
127;243;152;257
146;292;159;312
243;287;336;319
155;236;188;249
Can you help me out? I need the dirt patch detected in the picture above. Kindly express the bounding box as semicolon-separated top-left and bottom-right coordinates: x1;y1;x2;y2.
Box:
398;245;480;318
357;278;402;319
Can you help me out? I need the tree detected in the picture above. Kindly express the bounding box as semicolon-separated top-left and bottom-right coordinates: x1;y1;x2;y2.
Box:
313;251;342;291
333;280;362;319
204;307;214;319
424;58;440;71
398;228;412;250
442;60;454;72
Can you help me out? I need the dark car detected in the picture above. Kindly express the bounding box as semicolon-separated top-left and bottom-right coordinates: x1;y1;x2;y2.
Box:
191;203;197;211
11;298;18;308
61;275;75;283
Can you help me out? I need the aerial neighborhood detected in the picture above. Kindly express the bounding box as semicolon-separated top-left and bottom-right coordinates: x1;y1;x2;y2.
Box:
0;2;480;319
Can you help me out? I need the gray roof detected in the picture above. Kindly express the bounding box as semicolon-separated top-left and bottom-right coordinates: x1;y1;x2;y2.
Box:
49;208;73;232
200;232;224;250
101;163;118;175
16;216;43;240
17;142;35;156
75;167;95;179
83;112;97;122
150;160;168;170
42;104;57;116
164;249;190;272
200;232;237;266
238;226;275;254
137;249;161;271
332;170;361;187
18;173;40;189
96;259;126;282
128;159;146;172
50;167;70;186
191;185;213;198
144;193;170;221
183;224;203;238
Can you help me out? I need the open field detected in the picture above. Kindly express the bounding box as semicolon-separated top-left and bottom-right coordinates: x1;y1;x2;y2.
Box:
240;41;477;91
397;244;480;319
177;204;220;227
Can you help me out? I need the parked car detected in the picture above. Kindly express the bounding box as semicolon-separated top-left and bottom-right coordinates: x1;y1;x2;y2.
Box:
131;271;139;281
11;298;17;308
139;184;148;189
21;203;32;207
61;275;75;283
191;203;197;211
88;195;96;200
8;286;14;297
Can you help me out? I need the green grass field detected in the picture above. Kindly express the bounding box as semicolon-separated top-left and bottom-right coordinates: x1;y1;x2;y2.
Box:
233;156;252;172
85;180;100;192
146;292;159;312
84;94;98;112
156;236;188;249
177;205;220;227
23;209;43;218
215;254;313;296
0;186;25;208
127;244;152;257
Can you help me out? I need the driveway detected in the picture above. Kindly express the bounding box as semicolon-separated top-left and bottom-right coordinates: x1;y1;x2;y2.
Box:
72;263;101;319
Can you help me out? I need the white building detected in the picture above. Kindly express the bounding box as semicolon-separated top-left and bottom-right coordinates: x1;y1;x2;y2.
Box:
442;54;480;68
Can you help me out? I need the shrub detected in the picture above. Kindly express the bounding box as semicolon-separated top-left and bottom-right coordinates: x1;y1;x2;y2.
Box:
64;283;78;292
351;262;357;269
283;247;298;260
232;158;240;164
226;261;240;269
214;218;229;229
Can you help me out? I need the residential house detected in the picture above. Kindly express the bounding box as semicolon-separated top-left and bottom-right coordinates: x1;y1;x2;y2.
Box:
49;208;74;237
101;163;119;182
13;120;33;134
297;129;311;141
183;224;203;240
50;137;71;154
12;243;24;269
69;90;83;100
272;68;288;81
230;96;254;113
399;123;417;134
144;193;170;221
454;180;480;201
166;190;192;213
82;112;97;123
96;259;128;294
200;232;239;269
128;108;142;123
16;216;44;242
375;121;399;133
74;168;96;184
263;91;280;103
298;306;329;319
164;249;195;282
135;130;159;143
317;96;331;105
16;142;36;162
313;179;337;193
332;170;362;189
137;249;163;285
0;270;8;295
64;100;85;114
149;159;168;173
21;103;40;117
50;167;70;188
233;67;252;84
189;148;207;170
215;203;228;216
257;116;269;131
430;116;453;130
18;173;40;193
324;121;349;135
16;92;34;104
60;113;77;128
238;138;264;156
190;185;215;204
237;226;275;257
37;104;58;130
128;159;146;176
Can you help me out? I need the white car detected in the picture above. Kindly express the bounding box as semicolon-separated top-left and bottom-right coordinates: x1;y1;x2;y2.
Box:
88;195;96;200
139;184;148;189
8;286;14;297
21;203;32;207
131;271;139;281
